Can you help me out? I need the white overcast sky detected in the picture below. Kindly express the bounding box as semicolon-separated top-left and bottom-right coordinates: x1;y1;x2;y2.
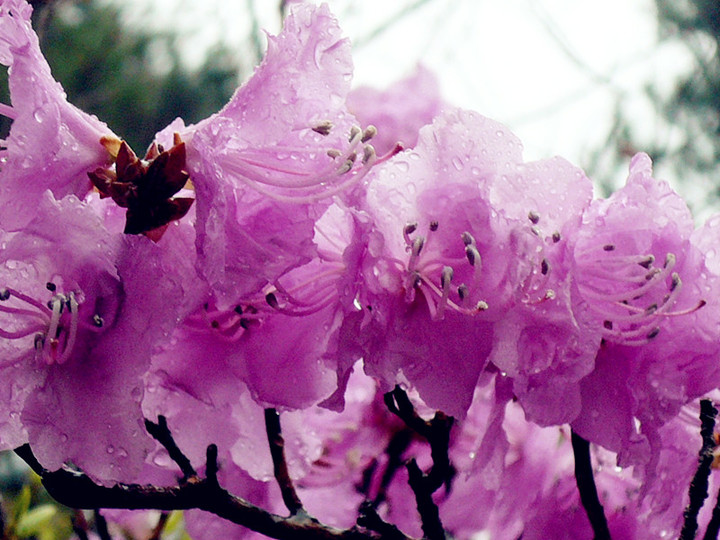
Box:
108;0;699;206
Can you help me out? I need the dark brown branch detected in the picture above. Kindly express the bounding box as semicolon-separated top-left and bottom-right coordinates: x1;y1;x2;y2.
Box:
265;408;306;517
683;399;718;540
571;431;611;540
145;416;196;481
94;509;111;540
15;438;410;540
356;502;408;540
384;387;453;540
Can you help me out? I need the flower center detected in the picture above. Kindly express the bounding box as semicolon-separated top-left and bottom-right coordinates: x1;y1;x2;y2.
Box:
185;261;345;342
400;221;488;319
576;243;705;346
0;281;103;365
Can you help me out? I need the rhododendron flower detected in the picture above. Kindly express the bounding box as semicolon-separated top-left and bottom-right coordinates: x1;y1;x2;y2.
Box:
153;3;378;306
347;65;444;155
0;191;195;482
0;0;118;230
357;108;568;418
487;156;600;426
571;153;720;473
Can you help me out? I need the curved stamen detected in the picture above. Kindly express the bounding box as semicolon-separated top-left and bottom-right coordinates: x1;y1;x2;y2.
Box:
55;293;79;365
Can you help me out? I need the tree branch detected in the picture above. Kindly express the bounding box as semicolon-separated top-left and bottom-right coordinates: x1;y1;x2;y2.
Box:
384;386;453;540
682;399;718;540
14;423;413;540
265;408;306;517
571;430;611;540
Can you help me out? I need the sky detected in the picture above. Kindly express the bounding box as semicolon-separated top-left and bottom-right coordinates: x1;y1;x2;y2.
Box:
108;0;698;205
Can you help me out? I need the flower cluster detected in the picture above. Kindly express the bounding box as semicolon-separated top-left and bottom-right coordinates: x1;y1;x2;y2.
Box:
2;0;720;538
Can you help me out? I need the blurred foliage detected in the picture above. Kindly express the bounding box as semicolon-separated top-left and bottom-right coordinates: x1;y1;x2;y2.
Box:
1;0;240;152
589;0;720;205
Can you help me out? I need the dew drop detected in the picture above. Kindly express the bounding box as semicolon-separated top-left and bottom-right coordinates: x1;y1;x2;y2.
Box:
395;161;409;173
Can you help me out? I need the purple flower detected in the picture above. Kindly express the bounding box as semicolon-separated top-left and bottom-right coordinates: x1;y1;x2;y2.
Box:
357;108;555;418
0;192;193;482
0;0;119;230
161;3;377;306
486;156;600;426
571;153;720;471
347;65;444;155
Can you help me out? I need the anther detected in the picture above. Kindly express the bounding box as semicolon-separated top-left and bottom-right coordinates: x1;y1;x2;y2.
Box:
461;231;476;246
528;211;540;224
349;126;361;142
234;305;243;315
429;221;439;232
312;121;333;136
530;226;540;236
412;236;425;257
457;284;468;300
34;333;44;350
0;289;9;301
362;145;376;164
327;149;342;159
465;245;481;267
361;126;377;143
604;320;613;330
266;293;279;309
638;255;654;269
671;273;681;291
404;222;418;236
664;253;676;269
475;301;489;311
337;159;354;175
541;259;550;275
552;231;561;243
46;282;56;292
603;244;615;252
92;314;104;328
647;327;660;339
441;266;454;288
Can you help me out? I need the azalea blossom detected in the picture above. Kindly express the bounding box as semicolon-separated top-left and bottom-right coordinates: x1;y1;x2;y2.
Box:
0;0;119;230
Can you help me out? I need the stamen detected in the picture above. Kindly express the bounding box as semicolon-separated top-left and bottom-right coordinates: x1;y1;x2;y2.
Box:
0;289;9;301
56;293;79;365
362;145;376;164
361;126;377;143
552;231;561;243
461;231;476;246
429;221;439;232
46;282;56;292
327;149;342;159
457;284;468;301
541;259;550;276
528;211;540;225
404;222;418;243
312;121;333;136
465;245;481;268
603;244;615;252
348;126;361;142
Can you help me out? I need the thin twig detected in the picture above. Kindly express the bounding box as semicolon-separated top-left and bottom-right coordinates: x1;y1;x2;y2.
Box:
93;509;111;540
384;386;452;540
264;408;306;517
682;399;718;540
148;511;169;540
145;416;197;481
571;431;611;540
